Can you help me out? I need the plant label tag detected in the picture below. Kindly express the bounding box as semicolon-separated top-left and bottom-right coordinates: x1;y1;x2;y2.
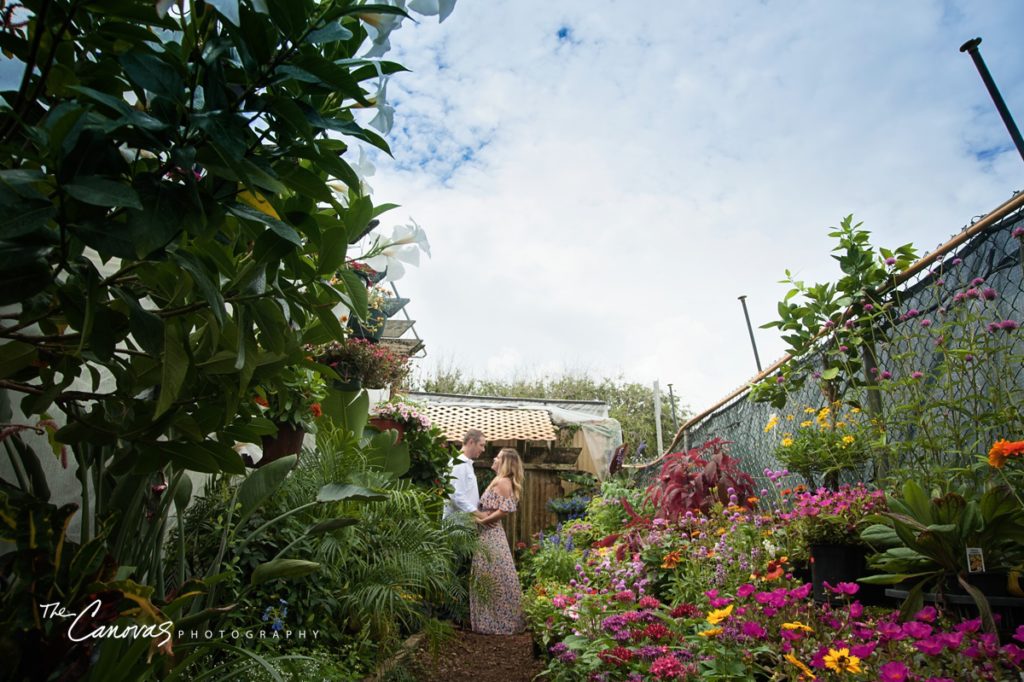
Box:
966;547;986;574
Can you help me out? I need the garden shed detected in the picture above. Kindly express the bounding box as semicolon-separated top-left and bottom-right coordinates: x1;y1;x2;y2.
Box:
406;391;623;548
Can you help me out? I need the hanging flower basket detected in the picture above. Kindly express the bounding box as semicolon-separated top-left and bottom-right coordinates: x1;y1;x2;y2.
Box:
260;422;305;467
368;416;405;443
352;263;387;285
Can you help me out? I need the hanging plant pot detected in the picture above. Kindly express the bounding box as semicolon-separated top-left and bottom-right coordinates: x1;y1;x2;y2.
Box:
811;543;867;602
260;422;305;467
348;308;386;341
380;297;409;318
368;417;405;443
328;361;362;392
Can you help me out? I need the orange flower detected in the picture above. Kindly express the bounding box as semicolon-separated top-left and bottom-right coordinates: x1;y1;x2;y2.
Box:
310;403;322;418
661;550;683;569
989;439;1024;468
253;396;269;407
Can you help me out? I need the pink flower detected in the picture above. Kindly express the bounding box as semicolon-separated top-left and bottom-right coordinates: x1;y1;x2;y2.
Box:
971;277;985;286
737;583;756;598
1003;643;1024;666
915;637;945;655
638;596;660;609
1013;226;1024;239
879;661;909;682
982;287;998;300
650;654;684;679
824;581;860;596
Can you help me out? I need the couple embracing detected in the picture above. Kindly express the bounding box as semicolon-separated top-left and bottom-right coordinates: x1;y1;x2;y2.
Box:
443;429;526;634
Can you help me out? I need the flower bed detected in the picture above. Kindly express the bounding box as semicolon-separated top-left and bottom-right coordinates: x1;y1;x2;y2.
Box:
522;445;1024;680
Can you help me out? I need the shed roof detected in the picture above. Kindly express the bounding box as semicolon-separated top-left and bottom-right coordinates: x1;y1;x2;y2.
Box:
423;403;557;442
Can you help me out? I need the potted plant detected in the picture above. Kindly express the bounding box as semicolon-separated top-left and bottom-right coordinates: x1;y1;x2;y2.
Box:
859;480;1024;633
765;402;883;490
786;483;887;603
308;338;411;390
252;366;327;465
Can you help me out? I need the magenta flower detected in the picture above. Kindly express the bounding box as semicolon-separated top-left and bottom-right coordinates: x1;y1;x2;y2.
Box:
982;287;998;300
1000;319;1019;331
965;287;980;299
952;257;963;265
885;256;897;265
971;276;986;286
638;595;660;609
824;581;860;596
903;621;933;639
850;642;876;658
1013;624;1024;643
741;621;766;638
877;621;906;641
915;606;938;622
838;345;849;352
1013;226;1024;239
920;319;932;327
911;371;924;379
864;303;874;311
916;637;945;655
879;661;909;682
650;655;684;679
1003;643;1024;666
737;583;756;598
881;370;892;380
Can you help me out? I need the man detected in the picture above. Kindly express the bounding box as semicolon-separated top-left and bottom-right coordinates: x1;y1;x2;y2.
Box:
443;428;485;520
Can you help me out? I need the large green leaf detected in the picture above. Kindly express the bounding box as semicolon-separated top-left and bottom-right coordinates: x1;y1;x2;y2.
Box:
250;558;320;586
64;176;142;209
236;454;297;528
316;483;386;503
155;320;188;418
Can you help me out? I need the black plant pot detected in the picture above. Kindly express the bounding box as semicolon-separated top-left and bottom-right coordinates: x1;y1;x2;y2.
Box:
348;308;386;341
811;543;884;604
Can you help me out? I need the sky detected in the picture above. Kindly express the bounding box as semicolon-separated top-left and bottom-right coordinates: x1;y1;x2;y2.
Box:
362;0;1024;416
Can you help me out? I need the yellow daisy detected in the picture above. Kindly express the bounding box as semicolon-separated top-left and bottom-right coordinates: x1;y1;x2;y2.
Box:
706;604;734;624
823;647;862;674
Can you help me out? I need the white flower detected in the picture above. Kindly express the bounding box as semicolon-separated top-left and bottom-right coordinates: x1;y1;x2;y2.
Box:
361;3;407;58
407;0;457;22
361;220;430;281
387;219;430;257
368;78;394;134
326;148;376;202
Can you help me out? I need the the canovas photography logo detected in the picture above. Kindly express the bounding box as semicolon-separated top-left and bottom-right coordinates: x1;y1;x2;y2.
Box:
177;599;321;642
40;599;174;648
40;597;319;647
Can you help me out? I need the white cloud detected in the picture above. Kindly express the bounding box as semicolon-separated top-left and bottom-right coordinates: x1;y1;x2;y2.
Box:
367;0;1024;415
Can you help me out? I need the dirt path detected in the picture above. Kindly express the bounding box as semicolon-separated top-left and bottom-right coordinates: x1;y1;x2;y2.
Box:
405;628;547;682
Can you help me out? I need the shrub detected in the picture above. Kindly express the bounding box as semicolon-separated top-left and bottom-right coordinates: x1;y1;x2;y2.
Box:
646;438;756;518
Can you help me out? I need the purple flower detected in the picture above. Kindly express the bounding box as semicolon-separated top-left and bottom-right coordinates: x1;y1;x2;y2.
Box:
1000;319;1019;331
1013;226;1024;239
902;621;933;639
879;661;909;682
824;581;860;596
885;257;897;265
864;303;874;312
965;354;974;363
776;375;785;384
971;277;986;286
952;257;963;265
911;371;923;379
1004;643;1024;666
839;345;849;352
982;287;998;300
877;621;906;641
915;606;937;622
987;322;1001;333
881;370;892;380
906;308;920;318
920;319;932;328
737;583;756;598
965;287;980;299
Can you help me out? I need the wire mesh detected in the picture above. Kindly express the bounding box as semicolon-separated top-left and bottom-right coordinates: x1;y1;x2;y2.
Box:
633;196;1024;493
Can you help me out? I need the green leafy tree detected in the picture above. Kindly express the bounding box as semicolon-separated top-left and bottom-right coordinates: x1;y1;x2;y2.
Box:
0;0;418;474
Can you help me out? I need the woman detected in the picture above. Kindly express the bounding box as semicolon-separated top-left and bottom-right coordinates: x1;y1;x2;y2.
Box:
470;447;526;634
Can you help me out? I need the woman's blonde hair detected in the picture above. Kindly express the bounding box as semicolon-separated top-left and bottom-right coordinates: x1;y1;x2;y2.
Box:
494;447;524;501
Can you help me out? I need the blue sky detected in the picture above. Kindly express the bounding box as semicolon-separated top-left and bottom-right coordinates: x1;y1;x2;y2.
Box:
365;1;1024;414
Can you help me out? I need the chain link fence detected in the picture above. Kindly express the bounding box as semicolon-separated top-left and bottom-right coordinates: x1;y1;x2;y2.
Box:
631;193;1024;493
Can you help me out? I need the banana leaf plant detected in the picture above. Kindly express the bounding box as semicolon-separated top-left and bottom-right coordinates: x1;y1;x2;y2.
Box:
859;480;1024;632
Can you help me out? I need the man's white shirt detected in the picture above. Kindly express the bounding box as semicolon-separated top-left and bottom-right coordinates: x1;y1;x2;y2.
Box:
443;453;479;519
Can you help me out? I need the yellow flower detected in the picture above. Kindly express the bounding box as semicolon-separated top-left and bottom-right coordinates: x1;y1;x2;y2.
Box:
697;627;723;638
836;421;847;428
842;435;855;444
785;652;816;679
781;621;813;632
764;415;779;432
800;420;814;427
804;407;816;414
823;647;862;674
817;406;830;418
786;414;795;421
781;437;794;447
850;407;861;413
706;604;734;624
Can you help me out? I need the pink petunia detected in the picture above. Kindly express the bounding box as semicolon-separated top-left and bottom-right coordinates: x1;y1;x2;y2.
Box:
879;661;909;682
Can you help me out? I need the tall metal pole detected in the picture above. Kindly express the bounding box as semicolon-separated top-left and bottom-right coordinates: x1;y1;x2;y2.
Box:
738;295;763;372
652;380;663;454
666;383;679;432
960;38;1024;164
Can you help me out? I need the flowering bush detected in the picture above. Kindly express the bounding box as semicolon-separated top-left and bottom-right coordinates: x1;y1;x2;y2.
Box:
308;338;410;389
786;483;887;547
766;403;883;488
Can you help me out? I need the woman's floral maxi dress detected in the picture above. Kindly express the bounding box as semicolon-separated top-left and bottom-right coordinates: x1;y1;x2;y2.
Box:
470;489;526;634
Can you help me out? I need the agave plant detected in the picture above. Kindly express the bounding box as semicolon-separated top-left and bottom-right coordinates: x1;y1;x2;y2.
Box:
859;480;1024;632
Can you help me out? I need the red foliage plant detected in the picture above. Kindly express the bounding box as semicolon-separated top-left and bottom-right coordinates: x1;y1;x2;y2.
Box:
646;438;756;519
